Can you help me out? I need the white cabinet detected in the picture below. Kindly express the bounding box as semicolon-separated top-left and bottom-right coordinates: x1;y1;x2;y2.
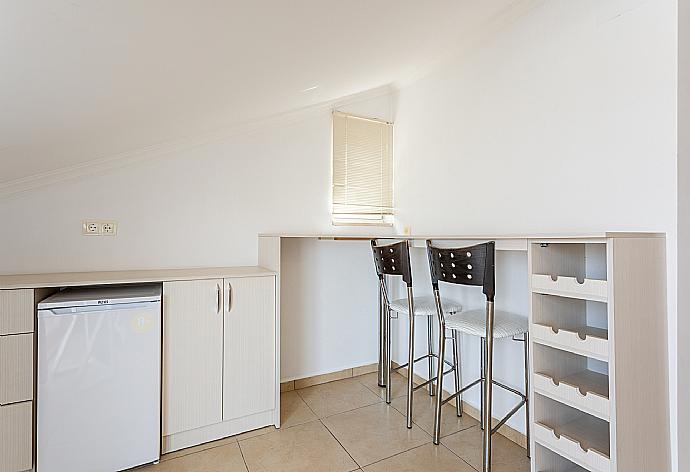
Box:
162;279;224;436
223;276;276;421
0;288;38;472
162;271;277;453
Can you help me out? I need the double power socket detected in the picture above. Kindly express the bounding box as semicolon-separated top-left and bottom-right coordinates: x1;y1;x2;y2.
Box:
82;220;118;236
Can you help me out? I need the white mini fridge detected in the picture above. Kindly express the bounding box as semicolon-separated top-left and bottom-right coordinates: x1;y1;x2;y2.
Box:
37;284;162;472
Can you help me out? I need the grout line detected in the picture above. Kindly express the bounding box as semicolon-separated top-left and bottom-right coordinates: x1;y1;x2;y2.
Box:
293;388;319;417
160;438;238;462
440;441;479;472
351;372;412;402
293;383;384;421
237;440;251;472
319;419;361;470
357;440;431;469
317;399;384;421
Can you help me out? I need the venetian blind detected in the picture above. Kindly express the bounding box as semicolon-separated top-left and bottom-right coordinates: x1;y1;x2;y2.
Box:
332;112;393;223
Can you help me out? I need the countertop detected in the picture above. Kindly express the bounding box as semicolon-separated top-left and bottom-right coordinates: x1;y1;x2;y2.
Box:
0;266;275;290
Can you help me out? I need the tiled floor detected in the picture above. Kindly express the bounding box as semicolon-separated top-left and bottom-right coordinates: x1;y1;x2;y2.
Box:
142;373;529;472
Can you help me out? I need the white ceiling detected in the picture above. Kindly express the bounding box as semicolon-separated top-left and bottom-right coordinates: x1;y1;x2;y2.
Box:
1;1;517;183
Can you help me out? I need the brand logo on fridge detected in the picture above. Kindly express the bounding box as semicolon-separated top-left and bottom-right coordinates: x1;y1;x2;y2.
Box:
97;300;110;305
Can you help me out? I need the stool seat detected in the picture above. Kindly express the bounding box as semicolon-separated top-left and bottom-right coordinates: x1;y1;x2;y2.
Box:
445;309;527;339
389;295;462;317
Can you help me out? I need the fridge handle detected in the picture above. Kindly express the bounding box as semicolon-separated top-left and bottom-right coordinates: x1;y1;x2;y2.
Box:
216;283;221;314
42;301;159;316
227;283;233;313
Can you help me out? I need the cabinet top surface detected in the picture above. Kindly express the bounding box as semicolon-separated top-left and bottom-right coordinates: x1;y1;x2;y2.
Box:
0;266;275;290
259;231;665;240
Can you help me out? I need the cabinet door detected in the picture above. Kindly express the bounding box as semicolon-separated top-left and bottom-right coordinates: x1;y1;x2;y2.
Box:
0;289;34;335
0;334;33;405
0;402;32;472
223;276;276;421
163;279;224;435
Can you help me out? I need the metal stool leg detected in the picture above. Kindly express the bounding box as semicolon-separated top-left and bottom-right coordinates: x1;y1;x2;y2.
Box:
524;332;530;458
432;326;446;444
480;337;485;430
482;301;495;472
378;280;386;387
385;307;392;404
427;316;435;396
452;331;462;417
405;288;415;429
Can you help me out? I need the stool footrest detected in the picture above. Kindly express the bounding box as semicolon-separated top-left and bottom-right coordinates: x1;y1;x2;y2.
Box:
393;353;434;372
490;398;526;436
441;378;482;405
413;367;455;391
491;379;525;399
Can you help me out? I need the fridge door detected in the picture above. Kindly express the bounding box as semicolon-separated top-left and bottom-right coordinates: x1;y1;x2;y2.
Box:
37;301;161;472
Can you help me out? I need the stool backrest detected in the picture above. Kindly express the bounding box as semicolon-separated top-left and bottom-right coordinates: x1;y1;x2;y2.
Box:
371;240;413;287
426;240;495;302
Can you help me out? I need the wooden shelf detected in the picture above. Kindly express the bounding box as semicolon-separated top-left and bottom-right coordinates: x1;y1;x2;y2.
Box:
534;415;610;472
532;275;607;302
534;370;609;420
532;323;608;361
535;442;591;472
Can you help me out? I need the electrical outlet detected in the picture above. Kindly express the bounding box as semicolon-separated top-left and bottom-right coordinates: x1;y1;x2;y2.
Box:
101;221;117;235
82;221;100;235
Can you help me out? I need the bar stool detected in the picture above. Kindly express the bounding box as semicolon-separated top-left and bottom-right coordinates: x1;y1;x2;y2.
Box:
370;240;463;428
426;240;529;472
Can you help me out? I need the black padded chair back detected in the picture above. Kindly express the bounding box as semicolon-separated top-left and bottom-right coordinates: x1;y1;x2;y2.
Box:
371;240;413;287
426;241;495;301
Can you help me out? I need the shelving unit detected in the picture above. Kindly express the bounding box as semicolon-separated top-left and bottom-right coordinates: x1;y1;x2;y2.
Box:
528;236;670;472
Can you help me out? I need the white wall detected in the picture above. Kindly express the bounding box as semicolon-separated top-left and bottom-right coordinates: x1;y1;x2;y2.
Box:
677;1;689;472
0;92;395;274
393;0;677;461
280;238;380;381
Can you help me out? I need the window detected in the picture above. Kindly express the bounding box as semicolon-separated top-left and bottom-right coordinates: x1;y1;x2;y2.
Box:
331;112;393;225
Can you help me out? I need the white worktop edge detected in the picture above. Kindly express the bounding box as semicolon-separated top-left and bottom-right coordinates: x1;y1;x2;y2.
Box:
0;266;275;290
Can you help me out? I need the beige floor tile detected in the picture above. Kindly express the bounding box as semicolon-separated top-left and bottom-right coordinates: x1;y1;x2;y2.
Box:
441;425;530;472
297;377;382;418
238;420;358;472
322;402;431;467
362;443;475;472
355;371;410;401
234;425;276;442
390;394;477;438
294;368;353;389
142;442;247;472
281;390;318;428
161;436;237;462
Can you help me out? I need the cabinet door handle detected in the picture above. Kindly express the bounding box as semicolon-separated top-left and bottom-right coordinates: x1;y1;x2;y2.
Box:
216;283;222;314
227;283;233;313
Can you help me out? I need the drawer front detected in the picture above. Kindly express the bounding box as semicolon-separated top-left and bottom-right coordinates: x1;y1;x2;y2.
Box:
0;334;34;405
0;401;33;471
0;290;34;335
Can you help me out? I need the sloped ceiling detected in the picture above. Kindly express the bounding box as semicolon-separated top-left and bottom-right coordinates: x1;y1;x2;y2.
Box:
1;0;517;184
